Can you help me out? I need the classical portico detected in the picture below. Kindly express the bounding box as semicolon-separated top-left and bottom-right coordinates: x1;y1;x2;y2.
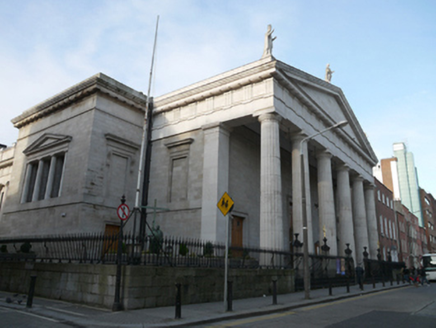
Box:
151;55;378;259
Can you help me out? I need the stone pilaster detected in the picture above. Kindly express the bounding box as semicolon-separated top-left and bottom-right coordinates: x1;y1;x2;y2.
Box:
365;183;378;259
316;150;337;255
352;175;369;265
200;123;231;243
336;164;355;261
259;113;283;250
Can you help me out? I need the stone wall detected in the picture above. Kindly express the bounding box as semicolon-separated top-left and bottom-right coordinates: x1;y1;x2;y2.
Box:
0;262;295;310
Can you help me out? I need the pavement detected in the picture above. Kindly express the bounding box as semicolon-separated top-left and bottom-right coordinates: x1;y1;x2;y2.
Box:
0;281;411;328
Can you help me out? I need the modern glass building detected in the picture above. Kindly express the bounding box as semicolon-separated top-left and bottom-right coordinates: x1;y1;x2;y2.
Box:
393;142;423;226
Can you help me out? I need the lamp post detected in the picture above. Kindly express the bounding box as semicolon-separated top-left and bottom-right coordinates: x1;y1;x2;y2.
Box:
300;120;347;299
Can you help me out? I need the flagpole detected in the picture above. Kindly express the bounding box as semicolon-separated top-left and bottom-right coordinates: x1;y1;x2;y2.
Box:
135;15;159;211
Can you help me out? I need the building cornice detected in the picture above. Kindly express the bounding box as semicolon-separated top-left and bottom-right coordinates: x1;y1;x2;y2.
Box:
0;157;13;170
11;73;147;129
154;57;277;113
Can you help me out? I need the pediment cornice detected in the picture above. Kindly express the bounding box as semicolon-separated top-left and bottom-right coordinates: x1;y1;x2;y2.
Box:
273;60;377;164
23;133;72;156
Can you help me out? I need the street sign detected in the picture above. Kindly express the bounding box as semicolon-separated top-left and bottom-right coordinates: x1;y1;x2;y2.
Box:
117;204;130;221
217;192;234;216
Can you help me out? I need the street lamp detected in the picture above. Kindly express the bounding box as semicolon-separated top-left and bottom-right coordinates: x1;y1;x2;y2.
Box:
300;120;348;299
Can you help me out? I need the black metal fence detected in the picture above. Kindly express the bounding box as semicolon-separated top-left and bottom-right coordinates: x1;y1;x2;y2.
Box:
0;233;355;272
363;258;405;283
292;252;355;291
3;233;406;290
0;233;296;268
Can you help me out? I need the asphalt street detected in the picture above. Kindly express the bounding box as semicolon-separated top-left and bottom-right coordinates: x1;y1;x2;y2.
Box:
203;285;436;328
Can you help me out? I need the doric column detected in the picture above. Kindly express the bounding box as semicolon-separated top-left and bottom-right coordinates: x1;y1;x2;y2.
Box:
336;164;356;261
291;133;304;246
201;123;231;243
365;183;378;259
31;159;44;202
352;175;369;265
44;156;57;199
259;113;283;250
317;150;337;255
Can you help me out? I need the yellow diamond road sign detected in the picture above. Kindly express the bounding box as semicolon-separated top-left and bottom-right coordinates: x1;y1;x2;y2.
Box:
217;192;234;216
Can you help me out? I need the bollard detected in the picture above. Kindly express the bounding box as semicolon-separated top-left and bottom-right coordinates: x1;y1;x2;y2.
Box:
328;280;332;296
382;276;385;287
227;281;233;312
175;283;181;319
346;279;350;293
26;275;37;308
397;274;400;285
372;276;376;289
272;280;277;305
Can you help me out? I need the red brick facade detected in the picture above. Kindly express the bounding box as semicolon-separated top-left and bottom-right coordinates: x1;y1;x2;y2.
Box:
420;188;436;253
374;178;399;261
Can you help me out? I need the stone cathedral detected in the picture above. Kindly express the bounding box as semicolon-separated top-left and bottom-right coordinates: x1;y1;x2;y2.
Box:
0;34;378;266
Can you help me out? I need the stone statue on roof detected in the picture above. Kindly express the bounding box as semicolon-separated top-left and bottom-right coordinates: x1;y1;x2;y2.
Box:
325;64;334;82
262;24;276;58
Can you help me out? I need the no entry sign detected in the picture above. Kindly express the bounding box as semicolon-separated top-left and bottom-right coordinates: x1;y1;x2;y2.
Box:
117;204;130;221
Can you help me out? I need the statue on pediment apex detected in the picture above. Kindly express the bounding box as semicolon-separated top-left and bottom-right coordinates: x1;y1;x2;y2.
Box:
325;63;334;82
262;24;276;58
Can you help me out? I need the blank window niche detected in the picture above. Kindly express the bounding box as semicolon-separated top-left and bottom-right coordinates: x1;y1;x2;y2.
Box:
104;134;140;204
170;156;188;202
165;138;194;203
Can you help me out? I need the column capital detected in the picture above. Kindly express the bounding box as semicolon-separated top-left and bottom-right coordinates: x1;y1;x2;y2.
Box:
337;163;350;172
352;175;364;183
364;182;376;190
258;112;282;123
201;122;232;134
316;149;332;160
290;131;308;142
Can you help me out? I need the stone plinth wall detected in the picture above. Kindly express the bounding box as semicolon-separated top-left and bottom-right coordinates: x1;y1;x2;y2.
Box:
0;262;295;310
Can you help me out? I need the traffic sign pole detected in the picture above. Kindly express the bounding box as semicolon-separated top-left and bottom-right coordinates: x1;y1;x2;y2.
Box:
224;212;229;312
217;192;234;312
113;196;127;311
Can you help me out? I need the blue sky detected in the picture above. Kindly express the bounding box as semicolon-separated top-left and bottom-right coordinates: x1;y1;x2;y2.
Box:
1;0;435;194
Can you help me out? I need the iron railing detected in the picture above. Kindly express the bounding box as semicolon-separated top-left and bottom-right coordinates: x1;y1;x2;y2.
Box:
3;233;391;291
0;233;298;268
0;233;356;273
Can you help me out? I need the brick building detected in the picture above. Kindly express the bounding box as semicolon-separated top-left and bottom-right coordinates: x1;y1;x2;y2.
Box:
420;188;436;253
374;178;399;261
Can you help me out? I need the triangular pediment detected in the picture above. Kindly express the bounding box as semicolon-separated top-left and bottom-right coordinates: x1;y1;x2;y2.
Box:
276;61;377;164
23;133;72;156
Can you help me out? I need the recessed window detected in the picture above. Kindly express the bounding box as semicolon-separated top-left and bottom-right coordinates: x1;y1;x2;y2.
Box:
21;134;71;203
380;215;384;235
0;185;4;210
22;153;65;202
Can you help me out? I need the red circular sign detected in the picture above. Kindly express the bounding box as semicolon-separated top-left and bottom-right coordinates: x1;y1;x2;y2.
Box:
117;204;130;221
